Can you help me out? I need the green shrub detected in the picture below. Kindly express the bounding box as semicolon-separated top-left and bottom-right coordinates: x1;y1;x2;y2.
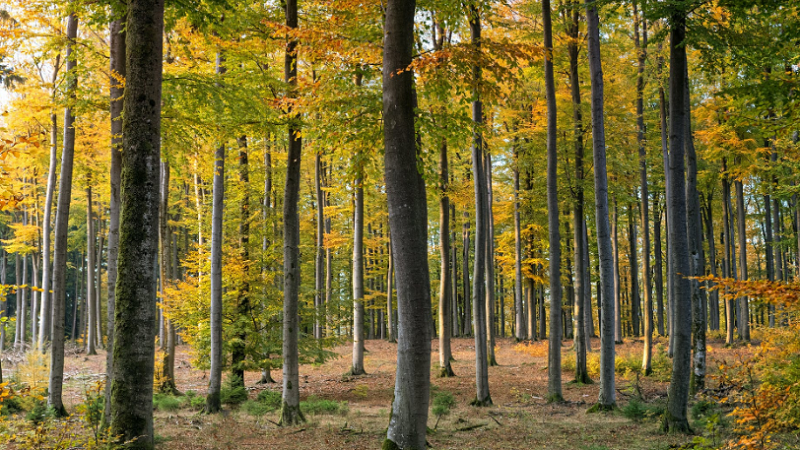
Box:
153;394;181;412
431;391;455;417
622;398;664;422
257;389;282;409
300;396;348;415
25;399;53;424
190;395;205;410
242;400;271;416
220;375;248;405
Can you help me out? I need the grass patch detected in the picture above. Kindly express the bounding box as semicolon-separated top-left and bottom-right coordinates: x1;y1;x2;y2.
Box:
300;395;348;416
241;389;283;416
153;393;182;412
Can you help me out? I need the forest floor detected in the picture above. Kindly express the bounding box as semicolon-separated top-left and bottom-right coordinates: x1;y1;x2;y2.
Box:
50;336;745;450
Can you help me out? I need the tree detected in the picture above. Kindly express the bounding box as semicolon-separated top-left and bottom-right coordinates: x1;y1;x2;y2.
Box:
438;137;455;377
584;0;615;411
382;0;432;446
279;0;305;426
662;4;692;433
103;15;125;423
109;0;164;446
47;11;77;417
206;52;226;414
468;3;491;407
543;0;563;404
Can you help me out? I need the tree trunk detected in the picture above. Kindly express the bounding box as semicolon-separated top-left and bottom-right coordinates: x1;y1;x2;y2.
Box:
315;149;325;339
612;197;622;343
684;63;707;393
158;160;178;394
543;0;563;403
279;0;305;426
382;0;432;445
230;137;250;384
438;139;455;377
735;178;749;341
104;16;125;422
47;13;78;417
467;5;492;407
628;204;640;338
513;146;526;341
206;51;226;414
722;158;736;345
771;150;780;326
39;109;59;348
85;187;97;356
703;196;719;331
109;0;164;445
585;0;616;409
654;198;665;336
634;4;653;374
351;170;366;375
662;8;692;433
485;152;497;366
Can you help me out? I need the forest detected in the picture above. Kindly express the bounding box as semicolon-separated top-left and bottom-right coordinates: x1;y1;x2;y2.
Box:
0;0;798;449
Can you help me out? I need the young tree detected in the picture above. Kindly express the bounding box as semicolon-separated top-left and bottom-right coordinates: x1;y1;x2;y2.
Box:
110;0;165;446
439;138;455;377
206;52;226;414
47;11;78;417
382;0;432;446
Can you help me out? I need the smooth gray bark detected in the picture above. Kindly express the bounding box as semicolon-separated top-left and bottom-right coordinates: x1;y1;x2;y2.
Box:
382;0;432;446
543;0;563;403
280;0;304;425
585;0;615;409
86;185;97;355
612;198;622;343
351;173;365;375
39;108;59;348
47;13;78;417
485;152;497;366
315;150;324;339
663;8;692;433
439;139;454;376
735;179;750;341
206;51;225;414
513;147;526;340
722;159;736;344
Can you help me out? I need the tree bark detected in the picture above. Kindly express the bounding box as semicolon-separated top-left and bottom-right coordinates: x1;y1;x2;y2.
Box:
279;0;305;426
158;160;178;394
722;158;736;344
585;0;616;409
628;204;640;338
612;197;622;343
467;5;491;407
86;185;97;355
513;146;526;341
39;110;58;348
543;0;563;403
663;8;692;433
439;139;455;377
351;171;365;374
382;0;433;446
206;51;226;414
485;152;497;366
47;13;78;417
634;3;653;374
109;0;164;445
735;178;749;341
315;149;325;339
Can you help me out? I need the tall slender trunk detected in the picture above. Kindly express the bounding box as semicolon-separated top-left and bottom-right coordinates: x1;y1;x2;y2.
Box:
351;171;365;374
109;0;164;444
205;52;226;414
382;0;432;444
386;237;396;343
628;204;640;338
735;178;750;341
634;3;653;374
439;139;455;376
585;0;616;409
703;195;719;331
722;159;736;344
86;186;97;356
658;42;675;355
279;0;305;425
48;13;78;416
485;152;497;366
663;7;692;432
468;5;491;406
0;249;6;354
684;63;707;393
104;19;124;421
771;150;780;326
231;137;250;384
20;252;28;350
654;198;665;335
158;160;178;394
543;0;563;403
513;146;526;340
315;150;325;339
39;106;59;348
613;197;622;343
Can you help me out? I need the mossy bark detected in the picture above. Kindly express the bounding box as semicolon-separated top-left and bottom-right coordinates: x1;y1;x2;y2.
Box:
109;1;164;447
